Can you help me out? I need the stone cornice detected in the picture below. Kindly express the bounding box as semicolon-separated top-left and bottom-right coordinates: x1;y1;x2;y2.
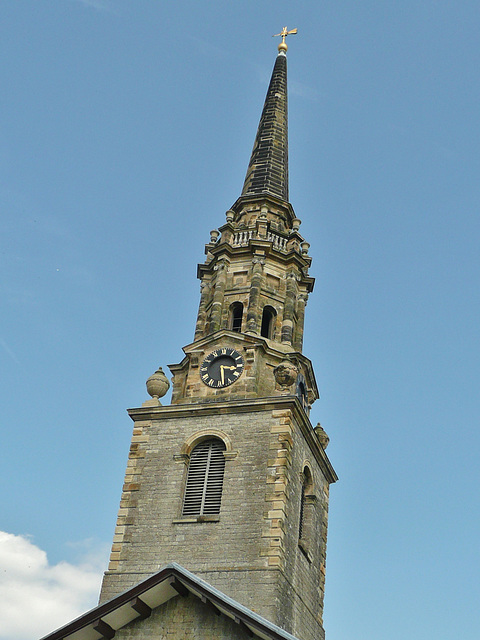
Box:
127;396;337;484
197;245;314;290
230;194;295;227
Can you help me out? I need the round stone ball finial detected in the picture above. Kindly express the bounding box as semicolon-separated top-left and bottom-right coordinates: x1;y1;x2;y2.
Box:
146;366;170;405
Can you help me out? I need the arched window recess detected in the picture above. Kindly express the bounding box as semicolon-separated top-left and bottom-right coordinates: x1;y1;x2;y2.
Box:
298;466;316;560
229;301;244;333
261;305;277;339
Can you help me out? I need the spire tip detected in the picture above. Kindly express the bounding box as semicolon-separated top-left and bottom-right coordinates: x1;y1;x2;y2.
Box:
272;26;298;53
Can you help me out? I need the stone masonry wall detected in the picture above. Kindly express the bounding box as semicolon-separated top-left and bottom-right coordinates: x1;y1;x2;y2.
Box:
270;408;329;640
100;408;277;601
114;593;254;640
100;401;331;640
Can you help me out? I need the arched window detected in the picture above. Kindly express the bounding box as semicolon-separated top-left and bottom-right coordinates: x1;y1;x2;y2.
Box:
182;438;226;517
299;467;314;553
261;305;276;339
229;302;243;333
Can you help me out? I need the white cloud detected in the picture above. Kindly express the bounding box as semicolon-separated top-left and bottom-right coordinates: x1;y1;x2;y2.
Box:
0;532;109;640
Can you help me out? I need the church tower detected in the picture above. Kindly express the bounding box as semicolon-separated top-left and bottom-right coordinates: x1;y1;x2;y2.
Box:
99;32;337;640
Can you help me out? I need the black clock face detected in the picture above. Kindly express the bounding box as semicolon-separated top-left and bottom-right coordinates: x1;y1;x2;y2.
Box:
200;348;244;388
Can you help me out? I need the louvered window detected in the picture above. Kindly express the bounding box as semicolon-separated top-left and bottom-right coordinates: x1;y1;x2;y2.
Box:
182;439;226;517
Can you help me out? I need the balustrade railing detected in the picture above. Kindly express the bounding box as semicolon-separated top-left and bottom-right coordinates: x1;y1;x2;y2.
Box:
232;229;288;252
232;230;255;246
267;232;288;251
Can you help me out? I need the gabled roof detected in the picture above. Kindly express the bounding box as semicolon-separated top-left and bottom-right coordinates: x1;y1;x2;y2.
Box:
39;563;300;640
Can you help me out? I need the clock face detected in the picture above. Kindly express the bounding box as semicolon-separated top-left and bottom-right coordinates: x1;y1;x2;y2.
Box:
200;348;244;388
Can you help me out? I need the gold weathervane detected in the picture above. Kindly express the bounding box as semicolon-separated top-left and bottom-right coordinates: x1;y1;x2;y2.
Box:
273;26;298;52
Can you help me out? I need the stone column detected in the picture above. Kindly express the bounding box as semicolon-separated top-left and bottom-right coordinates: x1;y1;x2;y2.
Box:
246;255;265;334
209;260;228;333
194;280;210;340
281;271;298;345
293;293;307;352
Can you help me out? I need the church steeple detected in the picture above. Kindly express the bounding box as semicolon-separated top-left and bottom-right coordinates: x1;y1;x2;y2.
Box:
98;35;336;640
241;49;289;201
168;32;315;406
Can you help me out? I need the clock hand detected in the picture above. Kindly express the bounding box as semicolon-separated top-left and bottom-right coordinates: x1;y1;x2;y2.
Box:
220;364;236;385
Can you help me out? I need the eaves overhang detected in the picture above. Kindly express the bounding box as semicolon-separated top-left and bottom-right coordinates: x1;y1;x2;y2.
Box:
39;563;302;640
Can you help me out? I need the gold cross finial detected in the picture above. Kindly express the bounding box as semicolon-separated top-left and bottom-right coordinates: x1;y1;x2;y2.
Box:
273;26;298;52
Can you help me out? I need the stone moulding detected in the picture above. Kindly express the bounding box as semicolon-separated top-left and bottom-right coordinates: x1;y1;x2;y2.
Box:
127;396;337;485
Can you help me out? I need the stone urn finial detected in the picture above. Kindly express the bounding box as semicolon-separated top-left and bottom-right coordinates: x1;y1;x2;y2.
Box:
210;229;220;243
314;423;329;449
273;360;298;394
144;366;170;406
301;241;310;255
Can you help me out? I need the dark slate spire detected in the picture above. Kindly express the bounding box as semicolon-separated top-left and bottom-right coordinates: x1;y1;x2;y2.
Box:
241;48;289;202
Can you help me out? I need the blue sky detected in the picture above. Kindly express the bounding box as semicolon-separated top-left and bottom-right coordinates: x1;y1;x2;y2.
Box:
1;1;480;639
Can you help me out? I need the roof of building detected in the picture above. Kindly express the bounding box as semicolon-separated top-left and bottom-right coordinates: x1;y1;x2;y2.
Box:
39;563;301;640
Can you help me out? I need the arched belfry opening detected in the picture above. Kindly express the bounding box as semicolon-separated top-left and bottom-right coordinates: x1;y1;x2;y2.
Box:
229;302;244;332
260;305;276;339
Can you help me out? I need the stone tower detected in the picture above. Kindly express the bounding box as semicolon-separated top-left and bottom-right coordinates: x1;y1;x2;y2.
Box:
99;36;337;640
